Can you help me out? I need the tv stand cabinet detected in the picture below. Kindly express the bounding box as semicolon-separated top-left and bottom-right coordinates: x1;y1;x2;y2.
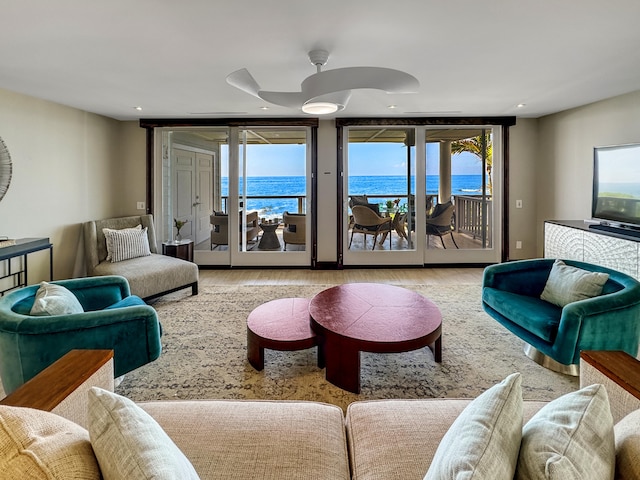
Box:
544;220;640;280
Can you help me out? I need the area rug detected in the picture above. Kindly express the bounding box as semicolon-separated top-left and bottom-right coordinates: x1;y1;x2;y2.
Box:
117;284;579;411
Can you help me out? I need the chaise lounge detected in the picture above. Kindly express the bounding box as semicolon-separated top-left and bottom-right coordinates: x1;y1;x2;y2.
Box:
83;214;199;301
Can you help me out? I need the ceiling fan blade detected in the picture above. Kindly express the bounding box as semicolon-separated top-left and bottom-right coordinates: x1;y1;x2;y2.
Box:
226;68;262;98
301;67;419;99
257;90;306;108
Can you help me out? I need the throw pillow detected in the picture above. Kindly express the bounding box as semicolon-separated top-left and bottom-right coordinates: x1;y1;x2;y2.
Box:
30;281;84;316
88;387;200;480
103;225;151;263
515;383;615;480
540;259;610;307
614;408;640;479
0;405;101;479
424;372;523;480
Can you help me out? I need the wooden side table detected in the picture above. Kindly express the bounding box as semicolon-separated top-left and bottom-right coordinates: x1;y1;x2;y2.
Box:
162;240;194;262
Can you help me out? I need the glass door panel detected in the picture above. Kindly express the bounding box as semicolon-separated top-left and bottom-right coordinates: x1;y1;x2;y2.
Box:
230;127;311;267
343;127;424;266
422;127;501;264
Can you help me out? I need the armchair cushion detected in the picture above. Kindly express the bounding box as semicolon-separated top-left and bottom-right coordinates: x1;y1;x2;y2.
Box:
540;259;609;307
0;405;101;479
88;387;199;480
30;281;84;316
103;226;151;263
483;288;560;342
516;384;614;479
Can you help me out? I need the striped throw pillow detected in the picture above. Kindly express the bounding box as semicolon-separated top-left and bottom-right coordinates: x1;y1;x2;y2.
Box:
103;226;151;263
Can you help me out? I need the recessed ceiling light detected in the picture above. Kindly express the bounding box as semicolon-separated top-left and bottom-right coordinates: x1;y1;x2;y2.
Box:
134;106;143;111
388;105;397;109
516;103;526;108
260;106;269;110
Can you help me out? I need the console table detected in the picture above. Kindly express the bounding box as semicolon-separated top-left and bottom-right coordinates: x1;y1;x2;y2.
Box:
0;238;53;295
544;220;640;280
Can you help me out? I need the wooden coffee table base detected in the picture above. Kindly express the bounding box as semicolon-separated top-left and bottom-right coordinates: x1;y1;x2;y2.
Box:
310;283;442;393
247;297;322;371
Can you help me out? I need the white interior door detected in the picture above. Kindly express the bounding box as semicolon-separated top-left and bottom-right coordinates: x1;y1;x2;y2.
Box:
172;148;195;240
195;152;213;244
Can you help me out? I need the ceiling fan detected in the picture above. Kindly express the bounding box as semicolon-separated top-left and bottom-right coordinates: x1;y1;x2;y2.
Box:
226;50;419;115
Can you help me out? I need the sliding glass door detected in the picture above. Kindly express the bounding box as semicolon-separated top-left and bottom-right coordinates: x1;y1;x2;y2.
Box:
155;125;312;268
343;127;425;266
341;124;502;266
421;126;502;264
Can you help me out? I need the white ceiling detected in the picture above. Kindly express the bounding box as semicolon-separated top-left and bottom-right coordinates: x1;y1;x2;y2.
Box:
2;0;640;121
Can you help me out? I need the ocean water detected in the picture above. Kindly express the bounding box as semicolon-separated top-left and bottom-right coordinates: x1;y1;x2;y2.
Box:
222;175;485;217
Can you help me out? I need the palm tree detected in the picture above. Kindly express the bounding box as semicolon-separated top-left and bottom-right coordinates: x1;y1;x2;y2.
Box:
451;134;493;194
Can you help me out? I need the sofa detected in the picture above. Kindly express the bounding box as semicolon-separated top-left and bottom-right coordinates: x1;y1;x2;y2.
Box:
482;258;640;375
1;349;639;479
83;214;199;300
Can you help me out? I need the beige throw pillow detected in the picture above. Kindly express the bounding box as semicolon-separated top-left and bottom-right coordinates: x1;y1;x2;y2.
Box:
515;383;615;480
0;405;101;479
30;281;84;316
540;259;609;307
88;387;200;480
424;372;523;480
103;225;151;263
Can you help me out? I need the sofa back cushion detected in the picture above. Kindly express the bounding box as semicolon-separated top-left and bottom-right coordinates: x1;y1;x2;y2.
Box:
0;405;101;479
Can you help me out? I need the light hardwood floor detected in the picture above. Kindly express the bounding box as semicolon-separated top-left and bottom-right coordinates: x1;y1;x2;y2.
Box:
198;267;485;286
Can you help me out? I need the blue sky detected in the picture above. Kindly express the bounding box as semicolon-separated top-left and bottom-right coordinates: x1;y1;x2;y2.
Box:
222;142;484;176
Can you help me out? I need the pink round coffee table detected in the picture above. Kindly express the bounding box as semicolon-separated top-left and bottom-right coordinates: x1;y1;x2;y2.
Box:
309;283;442;393
247;297;321;370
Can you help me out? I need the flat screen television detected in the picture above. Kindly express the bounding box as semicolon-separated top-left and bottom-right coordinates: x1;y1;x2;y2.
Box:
591;142;640;232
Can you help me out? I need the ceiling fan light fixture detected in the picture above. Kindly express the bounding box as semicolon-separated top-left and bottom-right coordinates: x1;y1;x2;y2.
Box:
301;101;340;114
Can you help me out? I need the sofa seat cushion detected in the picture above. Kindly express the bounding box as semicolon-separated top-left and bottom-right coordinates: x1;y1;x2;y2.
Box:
139;400;350;480
345;398;547;480
94;253;198;300
483;288;561;342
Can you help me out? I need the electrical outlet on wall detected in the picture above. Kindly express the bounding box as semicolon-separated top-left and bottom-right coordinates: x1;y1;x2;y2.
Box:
516;240;522;249
137;201;145;210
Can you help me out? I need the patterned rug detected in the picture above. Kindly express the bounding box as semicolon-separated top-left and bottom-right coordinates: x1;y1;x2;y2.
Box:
117;284;579;411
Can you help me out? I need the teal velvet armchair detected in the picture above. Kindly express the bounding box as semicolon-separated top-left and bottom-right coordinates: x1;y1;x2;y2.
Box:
0;275;162;394
482;259;640;375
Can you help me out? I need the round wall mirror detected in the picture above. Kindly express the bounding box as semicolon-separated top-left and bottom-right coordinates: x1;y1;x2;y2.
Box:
0;136;12;202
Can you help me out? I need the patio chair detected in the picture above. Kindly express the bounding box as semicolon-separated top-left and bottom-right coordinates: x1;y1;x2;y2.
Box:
282;211;306;250
349;205;393;250
426;200;459;249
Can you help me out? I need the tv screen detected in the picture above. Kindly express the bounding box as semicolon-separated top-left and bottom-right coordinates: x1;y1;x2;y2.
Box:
592;143;640;229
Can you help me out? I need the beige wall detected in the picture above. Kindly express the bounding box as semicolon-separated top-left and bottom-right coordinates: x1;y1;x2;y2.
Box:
536;90;640;255
508;118;540;259
0;88;145;282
